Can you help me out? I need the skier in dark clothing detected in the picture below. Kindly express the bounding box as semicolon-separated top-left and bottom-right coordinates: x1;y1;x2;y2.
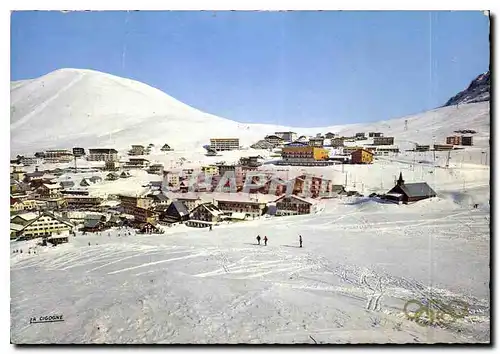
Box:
264;236;268;246
299;235;303;248
256;235;261;245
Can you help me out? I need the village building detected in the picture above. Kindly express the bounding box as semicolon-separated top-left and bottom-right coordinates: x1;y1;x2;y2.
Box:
331;138;345;148
161;143;173;152
186;203;224;228
209;138;240;151
264;134;285;146
374;146;400;156
10;211;74;240
104;160;121;171
308;137;325;147
174;195;203;211
147;164;164;175
368;132;384;138
373;136;395;145
23;168;45;183
138;222;162;234
351;148;374;164
415;144;430;152
274;195;318;216
120;171;132;178
89;176;102;184
128;145;147;156
355;133;366;140
64;195;103;210
279;145;331;166
446;135;473;146
292;174;334;198
19;156;41;165
384;173;437;204
433;144;454;151
60;180;75;189
106;172;120;181
148;193;169;207
47;235;69;246
82;214;107;232
44;149;73;163
119;195;154;215
125;158;150;169
87;148;119;162
250;140;274;150
274;131;297;143
215;197;267;219
201;165;219;177
37;183;62;198
239;156;262;168
160;201;190;224
133;207;159;224
325;132;336;139
80;178;92;187
43;198;68;211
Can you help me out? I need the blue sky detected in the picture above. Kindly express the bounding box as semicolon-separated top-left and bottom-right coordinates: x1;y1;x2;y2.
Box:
11;11;489;127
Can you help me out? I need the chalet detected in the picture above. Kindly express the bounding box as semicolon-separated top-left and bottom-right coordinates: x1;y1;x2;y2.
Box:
80;179;92;187
10;211;74;240
87;148;118;162
147;164;164;175
355;133;366;140
89;176;102;184
82;214;107;232
44;149;73;162
120;171;132;178
264;135;285;146
23;169;45;183
325;132;336;139
250;140;274;150
37;183;62;198
384;173;437;204
239;156;262;168
106;172;120;181
351;149;374;164
125;158;150;169
60;180;75;189
129;145;147;156
368;132;384;138
149;193;169;206
308;137;325;147
215;197;267;218
160;201;190;224
274;195;318;216
186;203;224;228
161;144;173;152
175;195;202;211
274;132;297;143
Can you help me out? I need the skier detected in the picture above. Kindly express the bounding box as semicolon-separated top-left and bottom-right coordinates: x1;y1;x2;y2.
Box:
88;242;91;246
256;235;261;245
264;236;268;246
209;225;212;231
299;235;303;248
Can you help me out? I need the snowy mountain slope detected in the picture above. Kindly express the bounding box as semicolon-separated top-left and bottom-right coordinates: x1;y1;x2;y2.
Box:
444;71;490;107
11;69;490;156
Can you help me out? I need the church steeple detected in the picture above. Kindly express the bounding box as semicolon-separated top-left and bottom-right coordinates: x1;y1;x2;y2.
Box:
397;172;405;186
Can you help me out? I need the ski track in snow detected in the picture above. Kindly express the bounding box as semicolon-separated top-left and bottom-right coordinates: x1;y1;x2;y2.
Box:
10;201;490;344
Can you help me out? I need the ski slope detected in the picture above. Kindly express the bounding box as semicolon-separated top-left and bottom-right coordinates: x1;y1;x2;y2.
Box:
10;69;490;155
10;198;490;344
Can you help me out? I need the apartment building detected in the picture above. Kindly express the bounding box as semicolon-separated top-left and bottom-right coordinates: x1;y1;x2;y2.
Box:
87;148;118;162
210;138;240;151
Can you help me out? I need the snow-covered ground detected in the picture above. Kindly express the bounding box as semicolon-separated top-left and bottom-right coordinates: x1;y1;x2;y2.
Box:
11;196;489;344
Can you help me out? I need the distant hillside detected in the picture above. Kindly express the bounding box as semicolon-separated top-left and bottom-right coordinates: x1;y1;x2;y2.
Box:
444;71;490;107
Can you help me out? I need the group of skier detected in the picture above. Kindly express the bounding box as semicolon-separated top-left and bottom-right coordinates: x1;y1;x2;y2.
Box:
256;234;303;248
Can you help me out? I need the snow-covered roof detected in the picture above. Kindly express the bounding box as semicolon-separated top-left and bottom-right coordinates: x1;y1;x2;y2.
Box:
10;223;24;231
42;183;61;189
11;212;39;221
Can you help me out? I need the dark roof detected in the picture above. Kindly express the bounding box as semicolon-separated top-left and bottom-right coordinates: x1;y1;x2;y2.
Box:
399;183;437;198
152;193;169;202
60;181;75;188
89;148;118;154
171;201;189;216
84;219;102;228
150;181;163;187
